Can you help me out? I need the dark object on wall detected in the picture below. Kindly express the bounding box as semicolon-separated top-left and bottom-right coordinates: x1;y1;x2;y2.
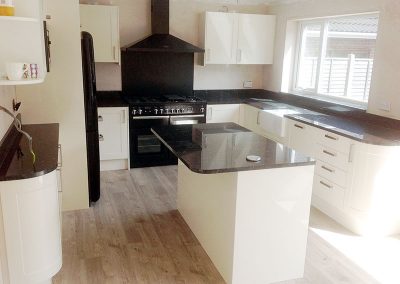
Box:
122;51;194;97
122;0;204;53
43;21;51;72
81;31;101;204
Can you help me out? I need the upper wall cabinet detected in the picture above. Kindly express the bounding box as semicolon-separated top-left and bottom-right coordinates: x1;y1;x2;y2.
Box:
79;4;120;63
0;0;47;85
201;12;276;65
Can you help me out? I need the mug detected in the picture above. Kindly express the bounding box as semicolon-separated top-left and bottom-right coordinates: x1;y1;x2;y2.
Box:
6;63;29;81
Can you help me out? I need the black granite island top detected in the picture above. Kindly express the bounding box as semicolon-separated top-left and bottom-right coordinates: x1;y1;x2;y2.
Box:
97;91;128;107
0;124;59;181
151;123;314;174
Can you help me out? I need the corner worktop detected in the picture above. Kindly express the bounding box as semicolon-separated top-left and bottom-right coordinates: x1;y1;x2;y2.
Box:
0;123;59;181
194;89;400;146
151;122;313;174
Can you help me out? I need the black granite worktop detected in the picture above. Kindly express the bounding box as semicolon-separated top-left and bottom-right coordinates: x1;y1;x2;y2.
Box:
151;123;314;174
194;89;400;146
0;124;59;181
97;91;128;107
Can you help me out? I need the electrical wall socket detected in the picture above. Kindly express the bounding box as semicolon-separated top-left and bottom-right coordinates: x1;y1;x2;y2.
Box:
243;80;253;88
378;101;391;112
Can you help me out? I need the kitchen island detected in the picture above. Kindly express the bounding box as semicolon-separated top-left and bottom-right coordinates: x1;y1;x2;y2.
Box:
151;123;315;284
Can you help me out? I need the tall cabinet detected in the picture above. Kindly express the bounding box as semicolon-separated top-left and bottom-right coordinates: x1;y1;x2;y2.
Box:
200;12;276;65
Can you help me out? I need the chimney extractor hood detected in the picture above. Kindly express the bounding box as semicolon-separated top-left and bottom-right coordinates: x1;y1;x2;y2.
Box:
123;0;204;53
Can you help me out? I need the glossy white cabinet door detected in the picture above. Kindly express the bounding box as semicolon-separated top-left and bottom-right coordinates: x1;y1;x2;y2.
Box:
237;14;276;64
0;171;62;284
207;104;240;123
204;12;237;64
98;107;129;161
80;4;120;63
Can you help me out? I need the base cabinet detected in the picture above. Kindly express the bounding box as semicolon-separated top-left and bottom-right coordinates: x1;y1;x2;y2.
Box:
286;117;400;236
0;171;62;284
98;107;129;171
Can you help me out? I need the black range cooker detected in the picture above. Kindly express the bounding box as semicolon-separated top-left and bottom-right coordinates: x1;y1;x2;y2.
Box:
127;94;206;168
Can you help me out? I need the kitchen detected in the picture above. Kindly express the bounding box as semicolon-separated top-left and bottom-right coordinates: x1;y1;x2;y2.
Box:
1;0;400;283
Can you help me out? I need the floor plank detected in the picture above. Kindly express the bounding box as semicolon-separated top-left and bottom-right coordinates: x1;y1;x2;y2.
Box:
54;166;391;283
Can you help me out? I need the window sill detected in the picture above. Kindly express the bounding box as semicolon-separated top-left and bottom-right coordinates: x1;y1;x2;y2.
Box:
290;90;368;110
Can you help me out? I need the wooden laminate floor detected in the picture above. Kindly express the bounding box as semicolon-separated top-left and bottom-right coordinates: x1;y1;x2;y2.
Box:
53;166;392;284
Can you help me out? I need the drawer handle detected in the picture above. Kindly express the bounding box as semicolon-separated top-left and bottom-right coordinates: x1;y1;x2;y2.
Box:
325;134;338;141
99;134;104;141
98;115;103;122
294;124;304;129
257;111;260;125
320;180;333;189
323;150;336;157
321;165;335;173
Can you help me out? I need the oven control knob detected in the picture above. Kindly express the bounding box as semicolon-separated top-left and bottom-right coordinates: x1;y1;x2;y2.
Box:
171;108;175;114
200;107;205;113
160;108;164;114
138;109;143;115
176;108;181;114
181;108;185;113
154;108;158;115
165;108;169;114
132;109;137;115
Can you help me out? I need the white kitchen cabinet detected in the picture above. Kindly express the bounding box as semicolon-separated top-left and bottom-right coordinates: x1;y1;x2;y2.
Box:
285;116;400;236
201;12;275;65
0;171;62;284
79;4;120;63
98;107;129;171
206;104;240;123
201;12;236;65
237;14;276;64
0;0;47;85
239;104;285;143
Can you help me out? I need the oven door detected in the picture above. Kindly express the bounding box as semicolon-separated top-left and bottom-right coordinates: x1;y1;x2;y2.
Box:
170;114;206;125
130;116;176;168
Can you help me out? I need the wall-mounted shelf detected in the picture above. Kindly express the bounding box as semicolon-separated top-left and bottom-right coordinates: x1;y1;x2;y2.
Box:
0;78;44;85
0;16;39;22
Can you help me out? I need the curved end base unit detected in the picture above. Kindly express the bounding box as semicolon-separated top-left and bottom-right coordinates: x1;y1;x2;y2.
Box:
0;170;62;284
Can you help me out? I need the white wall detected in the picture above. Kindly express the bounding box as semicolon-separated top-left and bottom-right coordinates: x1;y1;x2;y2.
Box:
264;0;400;120
16;0;89;211
80;0;268;91
0;86;16;141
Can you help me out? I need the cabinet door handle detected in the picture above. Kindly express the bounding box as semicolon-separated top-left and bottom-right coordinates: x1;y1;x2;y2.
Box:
237;49;242;63
321;165;334;173
57;144;62;169
207;49;211;62
121;110;126;124
325;134;338;141
99;134;104;141
257;111;260;125
208;107;213;120
113;46;116;60
320;180;333;189
294;124;304;129
98;115;103;122
323;149;336;157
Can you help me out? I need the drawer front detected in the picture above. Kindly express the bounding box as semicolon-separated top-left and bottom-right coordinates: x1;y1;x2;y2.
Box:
313;175;345;208
316;130;352;155
315;160;347;188
287;120;317;157
316;144;350;170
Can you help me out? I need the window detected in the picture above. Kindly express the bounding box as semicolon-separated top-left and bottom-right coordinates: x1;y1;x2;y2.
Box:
294;13;379;104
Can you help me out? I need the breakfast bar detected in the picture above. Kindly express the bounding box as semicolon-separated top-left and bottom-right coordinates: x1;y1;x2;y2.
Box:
152;123;315;284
